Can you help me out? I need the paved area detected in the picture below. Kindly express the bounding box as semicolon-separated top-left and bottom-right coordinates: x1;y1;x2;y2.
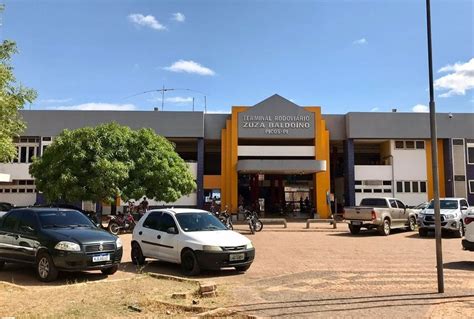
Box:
1;222;473;317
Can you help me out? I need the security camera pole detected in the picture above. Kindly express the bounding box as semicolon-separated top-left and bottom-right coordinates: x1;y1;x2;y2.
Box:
426;0;444;293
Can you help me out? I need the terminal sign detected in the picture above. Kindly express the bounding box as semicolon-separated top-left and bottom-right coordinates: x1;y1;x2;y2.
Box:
238;95;315;139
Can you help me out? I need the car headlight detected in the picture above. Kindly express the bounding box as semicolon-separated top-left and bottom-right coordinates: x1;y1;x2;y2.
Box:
246;242;254;249
55;241;81;252
445;214;455;219
116;238;123;249
202;245;222;251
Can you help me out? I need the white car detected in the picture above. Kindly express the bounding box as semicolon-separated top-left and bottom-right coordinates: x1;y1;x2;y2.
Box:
462;209;474;251
131;208;255;275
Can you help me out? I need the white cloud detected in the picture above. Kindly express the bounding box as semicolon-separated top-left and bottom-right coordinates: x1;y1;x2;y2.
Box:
39;98;72;104
353;38;368;45
435;58;474;98
172;12;185;22
370;107;379;112
412;104;429;113
164;60;215;76
47;103;137;111
128;13;166;31
149;96;194;105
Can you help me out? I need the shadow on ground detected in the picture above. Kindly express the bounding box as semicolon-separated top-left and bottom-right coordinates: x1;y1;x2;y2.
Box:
443;261;474;271
0;262;108;287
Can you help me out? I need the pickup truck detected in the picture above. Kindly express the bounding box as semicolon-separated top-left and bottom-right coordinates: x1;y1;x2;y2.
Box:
343;197;416;236
417;197;469;238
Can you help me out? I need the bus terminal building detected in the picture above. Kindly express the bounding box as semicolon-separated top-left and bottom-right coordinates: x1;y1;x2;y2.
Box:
1;94;473;218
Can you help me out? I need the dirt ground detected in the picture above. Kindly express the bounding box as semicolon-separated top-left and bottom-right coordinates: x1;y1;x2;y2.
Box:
1;222;473;318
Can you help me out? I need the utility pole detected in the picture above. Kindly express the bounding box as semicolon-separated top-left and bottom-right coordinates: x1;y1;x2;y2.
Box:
426;0;444;293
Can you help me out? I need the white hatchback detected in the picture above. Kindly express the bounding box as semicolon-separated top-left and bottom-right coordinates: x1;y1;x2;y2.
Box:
131;208;255;275
462;209;474;251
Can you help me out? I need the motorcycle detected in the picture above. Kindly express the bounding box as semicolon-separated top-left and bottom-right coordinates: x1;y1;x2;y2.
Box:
107;212;136;235
217;209;233;230
245;210;263;234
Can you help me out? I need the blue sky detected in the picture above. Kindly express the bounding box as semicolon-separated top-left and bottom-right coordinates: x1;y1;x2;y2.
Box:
2;0;473;114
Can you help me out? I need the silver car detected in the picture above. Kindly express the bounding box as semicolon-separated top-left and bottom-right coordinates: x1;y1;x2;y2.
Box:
417;198;469;238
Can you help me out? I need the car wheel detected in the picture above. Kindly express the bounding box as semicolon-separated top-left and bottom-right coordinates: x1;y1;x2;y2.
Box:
235;264;251;272
36;252;58;282
255;220;263;232
108;222;120;235
407;217;416;231
0;260;4;270
101;265;119;275
131;242;146;266
181;250;200;276
378;219;391;236
454;222;464;238
418;228;428;237
349;224;361;235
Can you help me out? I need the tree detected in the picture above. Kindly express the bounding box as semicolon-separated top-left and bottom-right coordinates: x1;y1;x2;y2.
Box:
0;39;37;162
29;122;196;204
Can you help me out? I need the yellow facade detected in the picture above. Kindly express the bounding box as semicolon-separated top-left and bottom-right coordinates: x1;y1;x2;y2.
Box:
220;105;331;218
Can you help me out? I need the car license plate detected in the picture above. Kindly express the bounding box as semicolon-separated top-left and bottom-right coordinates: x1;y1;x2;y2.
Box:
92;254;110;262
229;253;245;261
352;221;362;226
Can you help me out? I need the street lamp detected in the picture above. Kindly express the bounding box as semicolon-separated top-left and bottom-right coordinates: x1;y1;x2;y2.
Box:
425;0;444;293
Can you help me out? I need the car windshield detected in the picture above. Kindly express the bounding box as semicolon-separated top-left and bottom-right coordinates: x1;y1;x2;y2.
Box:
414;202;428;209
427;200;458;210
38;210;95;228
175;212;227;232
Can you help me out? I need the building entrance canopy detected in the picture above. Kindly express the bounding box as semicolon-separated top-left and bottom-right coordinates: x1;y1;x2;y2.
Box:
237;159;326;174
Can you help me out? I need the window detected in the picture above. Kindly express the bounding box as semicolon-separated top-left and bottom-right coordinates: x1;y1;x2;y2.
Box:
20;147;27;163
355;189;362;193
143;212;162;230
416;141;425;149
355;181;362;185
420;181;427;193
468;180;474;194
454;175;466;181
383;181;392;186
383;189;391;193
160;213;177;232
404;181;411;193
363;189;372;193
405;141;415;149
397;182;403;193
467;144;474;165
453;139;464;145
374;189;382;193
396;200;405;209
1;211;22;231
412;181;419;193
18;211;38;234
460;199;469;208
389;199;397;208
395;141;404;149
42;137;52;141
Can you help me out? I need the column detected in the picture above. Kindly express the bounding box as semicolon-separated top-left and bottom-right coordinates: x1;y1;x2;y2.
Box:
443;139;454;197
196;138;204;209
344;139;355;207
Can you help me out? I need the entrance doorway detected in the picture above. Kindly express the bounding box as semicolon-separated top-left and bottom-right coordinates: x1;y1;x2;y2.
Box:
238;173;314;218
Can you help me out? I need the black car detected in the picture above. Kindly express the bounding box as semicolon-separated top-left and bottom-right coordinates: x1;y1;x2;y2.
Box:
0;208;123;282
0;202;13;212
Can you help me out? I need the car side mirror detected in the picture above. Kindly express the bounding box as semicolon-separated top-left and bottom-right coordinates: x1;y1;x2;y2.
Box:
461;206;468;211
166;227;178;234
20;225;36;234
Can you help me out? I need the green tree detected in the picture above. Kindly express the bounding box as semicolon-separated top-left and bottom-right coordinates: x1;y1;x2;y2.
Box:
29;122;196;204
0;39;37;162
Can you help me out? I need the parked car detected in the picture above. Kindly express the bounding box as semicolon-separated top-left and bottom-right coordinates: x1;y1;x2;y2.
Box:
131;208;255;275
417;198;469;238
412;202;429;219
0;202;13;213
0;208;123;282
462;209;474;251
343;197;416;236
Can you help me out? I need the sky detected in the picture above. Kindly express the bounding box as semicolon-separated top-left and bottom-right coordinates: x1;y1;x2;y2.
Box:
1;0;473;114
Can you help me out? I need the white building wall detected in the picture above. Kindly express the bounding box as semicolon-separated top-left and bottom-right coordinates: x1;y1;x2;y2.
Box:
355;165;392;180
0;163;32;180
391;140;429;206
0;193;36;206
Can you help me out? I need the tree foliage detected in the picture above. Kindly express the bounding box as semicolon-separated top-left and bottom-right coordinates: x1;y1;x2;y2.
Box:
29;122;196;204
0;39;37;162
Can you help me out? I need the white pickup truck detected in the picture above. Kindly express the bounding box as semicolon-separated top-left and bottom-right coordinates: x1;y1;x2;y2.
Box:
343;197;417;236
417;197;470;238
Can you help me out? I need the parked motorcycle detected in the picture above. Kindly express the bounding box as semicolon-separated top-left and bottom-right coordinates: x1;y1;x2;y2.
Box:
217;208;233;230
107;212;136;235
245;210;263;234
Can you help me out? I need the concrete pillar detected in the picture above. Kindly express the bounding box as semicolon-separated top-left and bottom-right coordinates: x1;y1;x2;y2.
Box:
443;139;454;197
344;139;355;206
196;138;204;209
